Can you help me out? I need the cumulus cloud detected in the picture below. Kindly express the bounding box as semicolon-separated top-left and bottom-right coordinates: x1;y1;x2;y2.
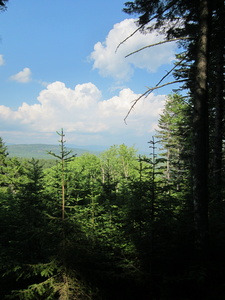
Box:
90;18;176;81
0;55;5;66
0;81;166;147
10;67;32;83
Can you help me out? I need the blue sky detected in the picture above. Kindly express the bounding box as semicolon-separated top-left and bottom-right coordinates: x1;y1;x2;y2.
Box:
0;0;178;152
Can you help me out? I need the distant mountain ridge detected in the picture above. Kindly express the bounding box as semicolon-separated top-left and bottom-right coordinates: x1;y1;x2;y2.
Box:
7;144;101;159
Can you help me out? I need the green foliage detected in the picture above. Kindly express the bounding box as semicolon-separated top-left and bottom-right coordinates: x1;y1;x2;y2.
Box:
156;94;192;200
8;261;92;300
1;131;225;299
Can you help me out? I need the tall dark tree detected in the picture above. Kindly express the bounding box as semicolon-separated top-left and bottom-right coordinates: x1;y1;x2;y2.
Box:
123;0;216;253
192;0;209;253
209;0;225;205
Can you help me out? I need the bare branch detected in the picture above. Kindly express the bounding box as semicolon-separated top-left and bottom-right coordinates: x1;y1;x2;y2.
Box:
47;150;61;160
144;53;188;98
124;79;186;123
115;24;145;53
117;0;179;52
125;37;190;58
124;53;188;123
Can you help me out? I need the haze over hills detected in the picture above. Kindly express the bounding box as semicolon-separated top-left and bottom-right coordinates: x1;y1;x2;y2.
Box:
7;144;103;159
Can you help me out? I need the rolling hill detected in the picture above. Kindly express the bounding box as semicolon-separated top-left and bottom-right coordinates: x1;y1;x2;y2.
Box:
7;144;100;159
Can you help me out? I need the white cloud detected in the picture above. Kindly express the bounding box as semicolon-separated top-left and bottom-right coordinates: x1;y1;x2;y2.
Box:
0;55;5;66
0;81;166;148
90;18;176;81
10;67;32;83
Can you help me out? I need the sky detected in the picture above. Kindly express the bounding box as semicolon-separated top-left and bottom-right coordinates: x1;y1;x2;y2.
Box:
0;0;178;153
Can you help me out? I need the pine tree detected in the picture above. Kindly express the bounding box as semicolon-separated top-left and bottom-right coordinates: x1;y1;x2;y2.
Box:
48;129;75;221
15;158;47;261
123;1;217;296
156;94;192;193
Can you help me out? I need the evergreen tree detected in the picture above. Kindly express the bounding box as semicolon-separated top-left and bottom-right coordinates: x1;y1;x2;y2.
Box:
122;1;225;296
48;129;75;221
3;132;98;300
15;158;47;261
208;0;225;205
156;94;192;194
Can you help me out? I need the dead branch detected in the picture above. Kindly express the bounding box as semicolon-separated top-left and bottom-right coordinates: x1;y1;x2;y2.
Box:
116;0;179;53
125;37;190;58
124;53;188;123
115;24;145;53
144;53;188;98
124;79;186;123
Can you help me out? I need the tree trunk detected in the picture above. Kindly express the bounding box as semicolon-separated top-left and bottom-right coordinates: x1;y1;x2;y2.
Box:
212;0;224;205
193;0;209;252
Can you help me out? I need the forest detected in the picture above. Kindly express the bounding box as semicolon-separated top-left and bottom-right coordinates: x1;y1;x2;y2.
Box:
0;94;223;299
0;0;224;299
